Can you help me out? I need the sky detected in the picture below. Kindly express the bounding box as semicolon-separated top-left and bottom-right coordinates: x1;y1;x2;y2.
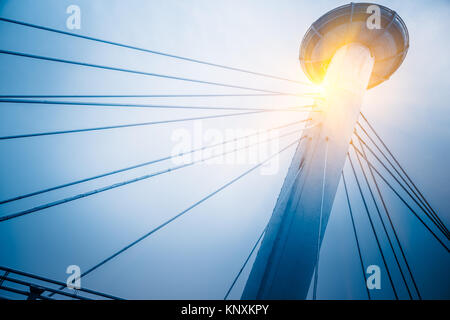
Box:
0;0;448;299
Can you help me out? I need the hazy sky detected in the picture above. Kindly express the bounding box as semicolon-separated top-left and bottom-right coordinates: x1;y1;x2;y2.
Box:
0;0;448;299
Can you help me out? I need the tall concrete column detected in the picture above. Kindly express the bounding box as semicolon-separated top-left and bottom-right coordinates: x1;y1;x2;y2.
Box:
242;43;374;299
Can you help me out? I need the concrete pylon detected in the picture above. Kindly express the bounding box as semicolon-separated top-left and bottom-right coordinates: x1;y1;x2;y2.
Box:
242;3;409;299
242;43;374;299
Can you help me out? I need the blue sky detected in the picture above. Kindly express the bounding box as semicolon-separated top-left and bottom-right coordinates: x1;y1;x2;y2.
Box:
0;0;448;299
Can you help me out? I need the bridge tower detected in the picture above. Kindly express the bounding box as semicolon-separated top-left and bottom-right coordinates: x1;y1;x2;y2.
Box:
242;3;409;299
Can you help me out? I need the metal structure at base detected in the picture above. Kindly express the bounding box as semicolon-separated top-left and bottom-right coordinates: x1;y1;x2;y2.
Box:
0;266;122;300
242;2;408;299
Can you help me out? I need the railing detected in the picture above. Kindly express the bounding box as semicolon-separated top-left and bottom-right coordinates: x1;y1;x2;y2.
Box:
0;266;123;300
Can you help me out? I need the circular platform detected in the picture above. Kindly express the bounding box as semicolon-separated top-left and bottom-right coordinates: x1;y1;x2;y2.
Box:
299;2;409;89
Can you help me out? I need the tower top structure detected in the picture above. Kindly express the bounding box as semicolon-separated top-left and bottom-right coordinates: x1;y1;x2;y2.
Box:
299;2;409;89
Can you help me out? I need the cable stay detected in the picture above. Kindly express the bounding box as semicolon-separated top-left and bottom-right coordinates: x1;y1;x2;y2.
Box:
353;134;450;241
0;98;316;112
356;124;449;238
0;119;310;205
347;150;399;300
0;49;305;96
342;172;371;300
356;139;422;299
359;114;438;216
0;129;305;223
224;225;267;300
355;126;447;236
351;144;450;252
0;93;317;99
353;139;413;299
0;109;283;141
0;17;312;86
312;138;329;300
356;124;433;218
48;138;301;296
359;113;449;238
